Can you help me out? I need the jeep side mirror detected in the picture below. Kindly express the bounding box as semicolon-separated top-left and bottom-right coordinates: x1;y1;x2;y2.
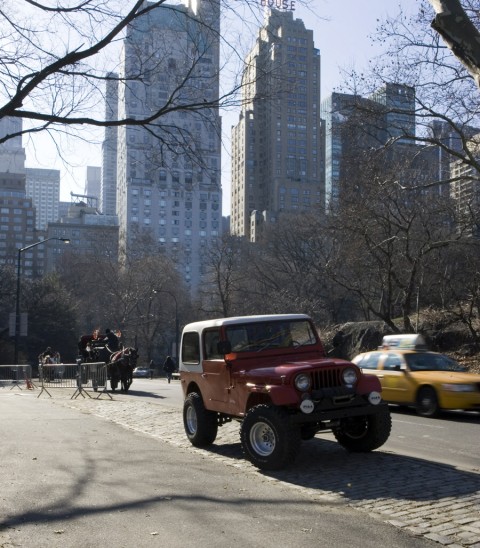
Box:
217;340;232;355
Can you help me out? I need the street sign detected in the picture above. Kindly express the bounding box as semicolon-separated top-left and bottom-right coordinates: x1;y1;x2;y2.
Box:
8;312;28;337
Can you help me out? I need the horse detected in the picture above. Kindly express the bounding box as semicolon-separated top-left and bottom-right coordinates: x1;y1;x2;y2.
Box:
108;347;139;392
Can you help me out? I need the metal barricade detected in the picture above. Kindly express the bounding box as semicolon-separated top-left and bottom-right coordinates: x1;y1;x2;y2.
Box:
38;361;111;399
0;365;35;390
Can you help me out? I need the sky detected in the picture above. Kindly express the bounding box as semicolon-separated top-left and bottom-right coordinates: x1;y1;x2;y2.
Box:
24;0;419;214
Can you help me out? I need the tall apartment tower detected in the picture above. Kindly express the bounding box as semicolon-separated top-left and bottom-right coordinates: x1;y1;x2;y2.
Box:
321;93;380;211
84;166;102;203
230;9;324;240
321;85;416;211
25;168;60;230
0;118;45;277
101;73;119;216
369;83;416;145
0;117;26;174
114;0;222;288
430;120;480;197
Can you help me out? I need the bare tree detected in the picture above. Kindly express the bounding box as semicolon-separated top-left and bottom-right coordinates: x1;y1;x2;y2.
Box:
199;233;251;317
0;0;307;157
322;146;463;332
339;0;480;199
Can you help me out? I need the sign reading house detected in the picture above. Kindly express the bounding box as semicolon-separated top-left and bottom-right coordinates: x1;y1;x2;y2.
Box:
259;0;296;10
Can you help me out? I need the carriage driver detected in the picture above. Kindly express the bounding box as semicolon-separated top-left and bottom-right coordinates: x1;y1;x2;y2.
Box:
103;328;120;354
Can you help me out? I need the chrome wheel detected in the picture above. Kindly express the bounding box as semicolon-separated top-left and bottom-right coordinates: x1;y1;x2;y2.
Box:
182;393;218;447
185;404;197;435
249;421;276;457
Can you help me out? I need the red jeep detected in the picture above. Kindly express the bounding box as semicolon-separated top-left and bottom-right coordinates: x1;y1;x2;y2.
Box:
179;314;391;470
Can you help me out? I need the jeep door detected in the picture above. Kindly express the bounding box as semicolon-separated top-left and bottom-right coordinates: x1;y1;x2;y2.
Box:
201;328;231;405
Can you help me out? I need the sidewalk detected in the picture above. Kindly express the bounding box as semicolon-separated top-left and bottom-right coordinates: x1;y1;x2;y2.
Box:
0;390;436;548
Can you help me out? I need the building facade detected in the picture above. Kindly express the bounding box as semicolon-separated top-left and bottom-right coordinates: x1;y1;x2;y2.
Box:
230;9;324;241
25;168;60;230
0;117;25;174
85;166;102;204
111;0;222;288
101;73;119;216
321;85;416;211
0;117;46;277
430;120;480;197
450;134;480;238
46;196;119;271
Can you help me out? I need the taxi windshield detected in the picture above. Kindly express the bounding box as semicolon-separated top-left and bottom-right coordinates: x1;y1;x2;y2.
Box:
404;352;467;372
225;319;317;352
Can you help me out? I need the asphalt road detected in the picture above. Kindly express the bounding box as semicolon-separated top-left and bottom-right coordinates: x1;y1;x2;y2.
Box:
129;378;480;472
0;388;438;548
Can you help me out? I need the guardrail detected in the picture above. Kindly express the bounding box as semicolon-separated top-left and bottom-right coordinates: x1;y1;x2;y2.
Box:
0;365;34;390
37;361;111;399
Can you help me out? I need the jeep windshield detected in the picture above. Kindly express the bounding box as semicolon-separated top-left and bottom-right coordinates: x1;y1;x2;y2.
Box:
225;319;318;353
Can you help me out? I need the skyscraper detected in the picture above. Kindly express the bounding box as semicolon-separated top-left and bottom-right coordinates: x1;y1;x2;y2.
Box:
101;73;119;216
112;0;222;288
0;118;46;277
369;83;416;145
25;168;60;230
321;92;382;211
85;166;101;203
0;117;25;174
230;9;324;241
321;85;416;211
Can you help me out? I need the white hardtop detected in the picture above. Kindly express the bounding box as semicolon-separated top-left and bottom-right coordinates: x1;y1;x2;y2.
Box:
380;334;427;350
183;314;312;334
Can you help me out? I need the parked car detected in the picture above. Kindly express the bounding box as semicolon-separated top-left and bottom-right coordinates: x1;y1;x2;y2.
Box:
179;314;391;470
352;334;480;417
132;367;150;378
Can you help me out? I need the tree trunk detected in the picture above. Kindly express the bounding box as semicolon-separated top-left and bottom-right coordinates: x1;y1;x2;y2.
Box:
429;0;480;87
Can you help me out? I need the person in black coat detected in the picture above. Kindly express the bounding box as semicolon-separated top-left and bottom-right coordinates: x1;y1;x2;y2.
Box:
163;356;176;383
104;328;120;353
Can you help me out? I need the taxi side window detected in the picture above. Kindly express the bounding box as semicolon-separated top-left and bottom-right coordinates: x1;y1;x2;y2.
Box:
358;353;381;369
384;353;402;370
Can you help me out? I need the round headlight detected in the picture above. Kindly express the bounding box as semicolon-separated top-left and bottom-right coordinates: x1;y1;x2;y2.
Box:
295;373;311;391
342;367;358;385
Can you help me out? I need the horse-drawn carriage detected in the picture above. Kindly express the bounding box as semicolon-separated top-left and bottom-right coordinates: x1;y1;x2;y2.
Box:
78;332;138;392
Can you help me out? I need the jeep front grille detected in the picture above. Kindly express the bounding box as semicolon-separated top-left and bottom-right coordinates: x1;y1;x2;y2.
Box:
311;368;343;390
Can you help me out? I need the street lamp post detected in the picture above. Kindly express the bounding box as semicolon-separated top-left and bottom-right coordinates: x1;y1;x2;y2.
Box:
14;237;70;364
153;289;179;362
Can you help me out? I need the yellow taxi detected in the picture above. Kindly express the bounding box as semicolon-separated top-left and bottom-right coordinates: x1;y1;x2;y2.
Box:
352;334;480;417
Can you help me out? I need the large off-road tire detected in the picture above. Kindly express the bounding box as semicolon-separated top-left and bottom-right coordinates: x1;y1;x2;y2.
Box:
333;406;392;452
416;386;439;417
183;392;218;447
240;405;301;470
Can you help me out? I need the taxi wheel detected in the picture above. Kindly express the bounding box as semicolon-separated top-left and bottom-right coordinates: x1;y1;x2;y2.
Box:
416;387;439;417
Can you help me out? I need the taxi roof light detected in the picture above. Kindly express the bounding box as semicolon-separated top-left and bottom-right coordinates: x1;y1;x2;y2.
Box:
380;334;428;351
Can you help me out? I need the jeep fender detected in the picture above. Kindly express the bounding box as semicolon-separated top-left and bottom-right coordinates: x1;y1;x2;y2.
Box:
356;374;382;395
262;384;299;406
